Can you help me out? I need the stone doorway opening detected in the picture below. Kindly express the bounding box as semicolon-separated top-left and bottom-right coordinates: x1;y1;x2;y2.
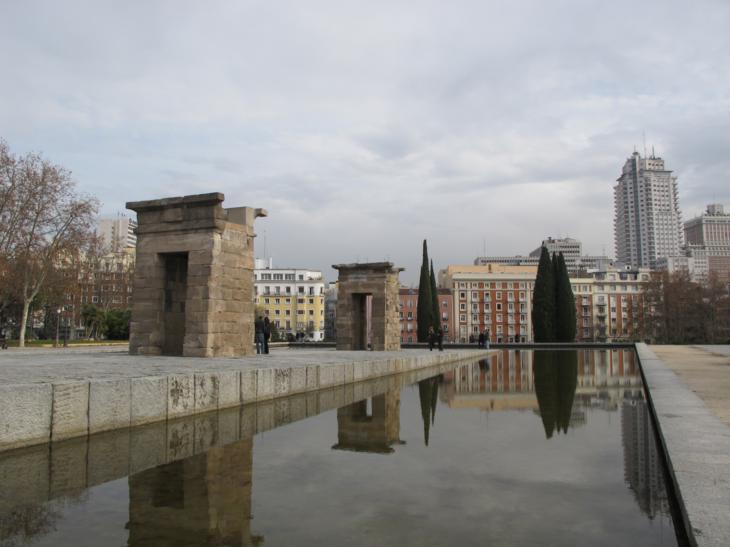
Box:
162;252;188;356
351;293;372;350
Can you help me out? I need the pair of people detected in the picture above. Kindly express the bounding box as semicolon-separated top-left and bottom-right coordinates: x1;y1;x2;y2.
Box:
477;330;490;349
427;325;444;352
254;315;271;354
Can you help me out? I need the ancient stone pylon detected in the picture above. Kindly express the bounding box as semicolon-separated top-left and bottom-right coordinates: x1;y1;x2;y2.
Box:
126;193;266;357
332;262;402;351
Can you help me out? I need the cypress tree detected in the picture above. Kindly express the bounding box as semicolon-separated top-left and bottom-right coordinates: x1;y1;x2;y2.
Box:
417;240;434;342
430;260;440;331
555;252;577;342
532;246;556;342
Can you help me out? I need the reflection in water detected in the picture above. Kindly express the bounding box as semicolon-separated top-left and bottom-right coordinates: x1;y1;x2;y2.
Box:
621;392;671;519
127;439;259;547
331;391;403;454
533;351;578;438
417;378;439;446
0;351;681;546
0;504;63;547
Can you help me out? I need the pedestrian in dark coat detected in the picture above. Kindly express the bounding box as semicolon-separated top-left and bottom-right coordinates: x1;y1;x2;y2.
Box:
255;316;265;354
478;331;485;348
427;325;435;351
437;327;444;351
263;316;271;354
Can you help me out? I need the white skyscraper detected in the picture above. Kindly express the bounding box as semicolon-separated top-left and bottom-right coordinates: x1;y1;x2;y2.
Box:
613;151;682;269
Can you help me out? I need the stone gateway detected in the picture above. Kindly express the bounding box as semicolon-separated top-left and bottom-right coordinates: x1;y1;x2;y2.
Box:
126;193;266;357
332;262;402;351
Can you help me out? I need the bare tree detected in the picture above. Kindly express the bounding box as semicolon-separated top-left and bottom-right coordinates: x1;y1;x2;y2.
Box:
0;141;98;346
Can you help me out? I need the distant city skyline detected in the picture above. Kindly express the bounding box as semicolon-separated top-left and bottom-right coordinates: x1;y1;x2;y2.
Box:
2;1;729;284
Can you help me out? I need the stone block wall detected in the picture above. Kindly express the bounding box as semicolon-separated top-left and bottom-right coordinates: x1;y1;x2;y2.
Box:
126;193;266;357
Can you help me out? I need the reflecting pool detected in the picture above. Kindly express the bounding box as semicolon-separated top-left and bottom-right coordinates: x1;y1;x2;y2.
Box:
0;350;686;546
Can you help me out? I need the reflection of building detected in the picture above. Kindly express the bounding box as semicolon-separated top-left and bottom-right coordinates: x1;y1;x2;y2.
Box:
621;394;670;519
398;287;454;343
254;258;326;341
127;440;256;546
440;350;643;430
332;391;402;454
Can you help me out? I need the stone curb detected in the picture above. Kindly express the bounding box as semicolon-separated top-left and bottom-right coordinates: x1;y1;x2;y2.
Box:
0;349;491;453
635;343;730;547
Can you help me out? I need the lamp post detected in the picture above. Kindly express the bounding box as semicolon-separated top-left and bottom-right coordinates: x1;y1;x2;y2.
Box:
55;308;61;348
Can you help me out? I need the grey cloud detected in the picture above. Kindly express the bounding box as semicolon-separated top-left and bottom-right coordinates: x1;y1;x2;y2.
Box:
1;0;729;283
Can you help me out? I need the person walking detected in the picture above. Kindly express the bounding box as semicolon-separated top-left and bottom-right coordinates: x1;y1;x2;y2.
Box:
437;326;444;351
263;316;271;354
255;315;265;354
485;328;490;349
478;331;485;348
427;325;435;351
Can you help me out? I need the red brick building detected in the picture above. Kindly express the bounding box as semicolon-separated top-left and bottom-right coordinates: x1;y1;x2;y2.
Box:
399;287;454;343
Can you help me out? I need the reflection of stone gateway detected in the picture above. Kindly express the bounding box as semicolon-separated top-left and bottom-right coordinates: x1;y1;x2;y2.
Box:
332;391;403;454
332;262;403;351
126;193;267;357
127;439;256;547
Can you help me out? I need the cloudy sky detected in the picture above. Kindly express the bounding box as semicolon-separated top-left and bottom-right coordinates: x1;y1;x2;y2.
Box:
2;0;729;284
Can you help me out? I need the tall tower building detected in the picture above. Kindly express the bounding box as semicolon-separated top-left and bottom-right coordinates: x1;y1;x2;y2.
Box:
613;151;682;269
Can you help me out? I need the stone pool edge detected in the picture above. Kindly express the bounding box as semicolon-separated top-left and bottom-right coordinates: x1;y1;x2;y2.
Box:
635;342;730;547
0;349;492;453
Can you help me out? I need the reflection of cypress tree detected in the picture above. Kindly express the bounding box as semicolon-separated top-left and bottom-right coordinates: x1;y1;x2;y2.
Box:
430;377;439;425
533;351;578;439
534;351;557;438
555;351;577;434
418;379;432;446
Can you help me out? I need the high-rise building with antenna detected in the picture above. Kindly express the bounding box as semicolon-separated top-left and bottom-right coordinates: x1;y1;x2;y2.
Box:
613;151;682;269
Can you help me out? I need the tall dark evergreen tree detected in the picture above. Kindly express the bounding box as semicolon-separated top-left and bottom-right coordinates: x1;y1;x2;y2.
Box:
430;260;440;331
417;240;434;342
555;252;577;342
532;246;556;342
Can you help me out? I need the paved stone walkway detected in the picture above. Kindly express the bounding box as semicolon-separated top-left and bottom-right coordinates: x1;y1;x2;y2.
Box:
0;345;482;385
651;345;730;426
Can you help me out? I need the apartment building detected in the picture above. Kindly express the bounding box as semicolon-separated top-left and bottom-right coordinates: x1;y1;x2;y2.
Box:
475;237;610;276
683;203;730;283
398;287;454;343
440;264;537;343
440;261;650;344
572;264;650;342
97;214;138;253
254;258;325;341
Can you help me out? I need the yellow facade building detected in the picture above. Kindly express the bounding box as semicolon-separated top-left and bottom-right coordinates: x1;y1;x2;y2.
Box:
254;258;326;341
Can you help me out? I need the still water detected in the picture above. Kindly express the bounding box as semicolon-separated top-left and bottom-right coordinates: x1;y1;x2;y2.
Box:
0;350;685;546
